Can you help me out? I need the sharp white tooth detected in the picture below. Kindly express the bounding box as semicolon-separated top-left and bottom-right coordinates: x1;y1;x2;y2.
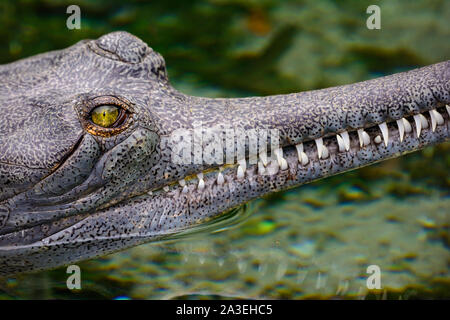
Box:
274;148;285;167
258;161;266;175
419;114;428;129
378;122;389;147
147;191;153;196
163;186;169;192
432;110;444;125
295;143;309;165
336;134;346;152
396;119;405;142
429;109;444;132
217;172;224;185
237;159;247;172
279;157;288;170
178;179;186;187
340;131;350;151
300;152;309;165
402;118;412;133
315;138;324;159
259;151;268;166
358;129;370;147
374;135;382;144
321;145;329;159
413;114;422;137
198;178;205;190
182;185;188;193
197;173;204;180
446;105;450;117
295;143;304;161
362;131;370;146
429;110;437;132
357;129;364;147
237;165;245;179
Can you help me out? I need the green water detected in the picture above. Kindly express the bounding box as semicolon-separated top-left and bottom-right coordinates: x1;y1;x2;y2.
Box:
0;0;449;299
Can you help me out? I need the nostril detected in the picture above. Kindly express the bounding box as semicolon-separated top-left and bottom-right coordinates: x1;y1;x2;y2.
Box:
91;31;150;64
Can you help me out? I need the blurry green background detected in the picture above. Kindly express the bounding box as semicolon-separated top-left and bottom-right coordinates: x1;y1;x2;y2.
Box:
0;0;449;299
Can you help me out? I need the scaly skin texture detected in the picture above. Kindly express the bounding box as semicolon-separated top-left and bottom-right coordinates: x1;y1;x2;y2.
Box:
0;32;448;276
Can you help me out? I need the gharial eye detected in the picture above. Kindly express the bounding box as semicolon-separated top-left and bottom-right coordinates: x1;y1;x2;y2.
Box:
81;96;133;137
90;105;124;128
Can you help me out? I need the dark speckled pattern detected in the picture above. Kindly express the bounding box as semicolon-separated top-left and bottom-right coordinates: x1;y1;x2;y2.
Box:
0;32;448;276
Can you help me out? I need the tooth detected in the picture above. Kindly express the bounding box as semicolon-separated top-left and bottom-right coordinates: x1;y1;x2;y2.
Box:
163;186;169;192
374;135;382;144
182;185;188;193
147;191;153;196
432;110;444;125
295;143;309;165
413;114;422;137
429;109;444;132
258;161;266;175
238;159;247;172
419;114;428;129
300;152;309;165
321;145;329;159
402;118;412;133
279;157;288;170
315;138;324;159
237;165;245;179
259;151;268;166
357;129;370;147
197;173;204;180
198;178;205;190
274;148;286;168
217;172;224;185
446;105;450;117
178;179;186;187
340;131;350;151
357;129;364;147
295;143;304;160
378;122;389;147
336;134;346;152
396;119;405;142
362;131;370;146
429;110;437;132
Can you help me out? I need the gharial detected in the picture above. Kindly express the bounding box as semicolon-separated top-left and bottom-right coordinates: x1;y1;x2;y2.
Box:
0;32;448;277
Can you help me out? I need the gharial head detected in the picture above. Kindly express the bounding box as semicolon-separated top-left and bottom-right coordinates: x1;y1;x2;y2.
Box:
0;31;449;276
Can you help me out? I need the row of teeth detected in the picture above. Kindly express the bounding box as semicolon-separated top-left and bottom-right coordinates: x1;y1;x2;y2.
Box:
164;106;448;194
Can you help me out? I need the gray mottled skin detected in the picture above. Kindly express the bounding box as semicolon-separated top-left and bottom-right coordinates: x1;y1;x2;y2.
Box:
0;32;448;276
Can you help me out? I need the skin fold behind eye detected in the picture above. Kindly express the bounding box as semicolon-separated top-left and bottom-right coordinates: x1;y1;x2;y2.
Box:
91;105;119;127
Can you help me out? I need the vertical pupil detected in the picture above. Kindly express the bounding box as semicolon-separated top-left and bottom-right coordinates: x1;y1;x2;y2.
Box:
91;105;120;127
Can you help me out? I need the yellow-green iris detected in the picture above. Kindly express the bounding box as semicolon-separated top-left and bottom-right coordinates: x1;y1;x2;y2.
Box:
91;105;119;128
